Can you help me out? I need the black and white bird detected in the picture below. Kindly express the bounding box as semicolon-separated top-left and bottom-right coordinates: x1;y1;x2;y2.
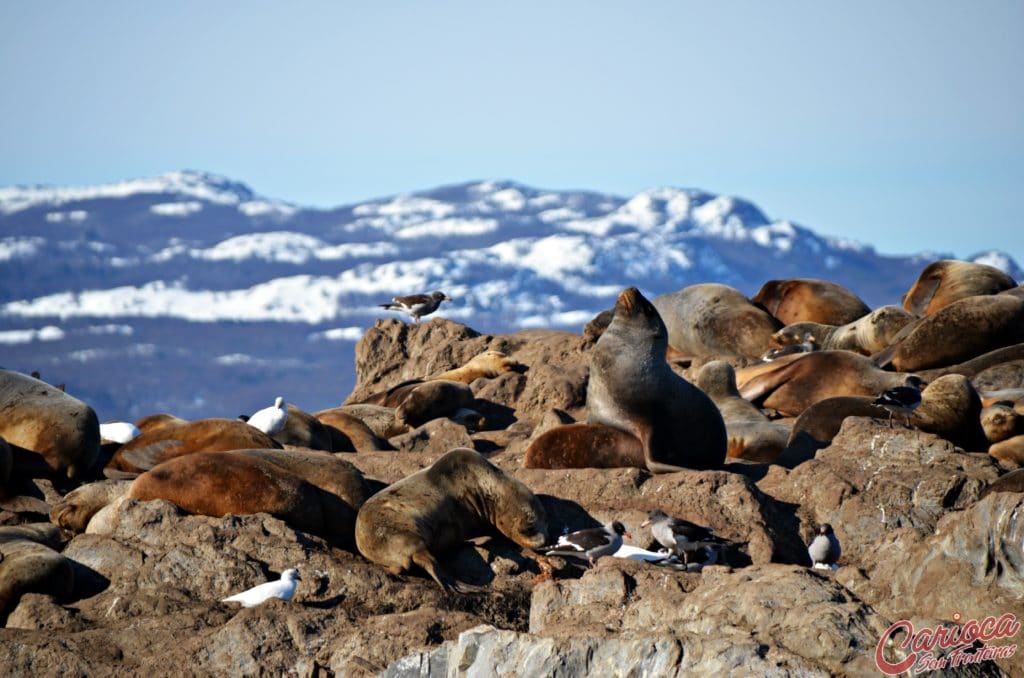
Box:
380;291;452;324
540;521;631;566
221;568;301;607
247;396;288;436
872;375;926;428
640;509;729;565
807;524;841;570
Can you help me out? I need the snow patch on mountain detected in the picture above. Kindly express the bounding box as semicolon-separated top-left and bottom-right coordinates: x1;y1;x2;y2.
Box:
395;218;499;239
189;232;398;264
151;201;203;217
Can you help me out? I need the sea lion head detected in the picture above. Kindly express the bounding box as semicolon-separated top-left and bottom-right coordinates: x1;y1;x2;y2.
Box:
610;287;668;348
695;360;740;399
492;477;548;549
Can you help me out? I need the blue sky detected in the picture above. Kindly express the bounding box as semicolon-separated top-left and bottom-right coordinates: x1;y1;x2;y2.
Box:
2;2;1022;262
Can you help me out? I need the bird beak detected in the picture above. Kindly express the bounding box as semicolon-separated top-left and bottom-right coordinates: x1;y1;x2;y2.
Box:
625;532;633;540
639;519;651;528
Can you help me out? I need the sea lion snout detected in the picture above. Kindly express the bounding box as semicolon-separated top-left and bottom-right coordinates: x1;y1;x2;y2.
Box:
617;287;640;316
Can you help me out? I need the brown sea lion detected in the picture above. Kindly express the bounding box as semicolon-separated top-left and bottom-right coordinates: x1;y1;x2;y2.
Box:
737;351;923;418
979;468;1024;499
523;423;646;469
979;390;1024;412
752;278;870;326
916;344;1024;384
51;479;132;533
354;447;548;592
105;418;281;477
652;283;781;361
431;350;524;383
135;413;187;435
876;295;1024;372
0;369;100;479
694;361;789;462
394;380;475;428
770;305;915;356
126;450;367;543
588;287;727;471
0;538;74;621
981;402;1023;444
902;259;1016;317
910;374;987;450
270;405;334;451
313;407;392;452
781;397;891;466
989;435;1024;468
338;404;409;440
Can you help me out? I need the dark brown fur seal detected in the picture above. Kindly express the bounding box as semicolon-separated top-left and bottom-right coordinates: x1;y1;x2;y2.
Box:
876;295;1024;372
695;361;790;462
106;418;281;477
313;407;392;452
522;423;646;469
127;450;367;543
902;259;1017;317
354;447;547;591
0;369;100;479
737;351;923;418
652;283;782;361
588;287;727;471
770;305;915;356
752;278;870;326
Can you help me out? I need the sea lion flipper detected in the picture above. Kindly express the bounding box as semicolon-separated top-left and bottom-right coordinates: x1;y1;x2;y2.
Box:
410;548;484;594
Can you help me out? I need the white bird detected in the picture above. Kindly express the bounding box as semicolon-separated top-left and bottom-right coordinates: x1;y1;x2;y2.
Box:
808;524;841;570
247;396;288;436
99;421;142;444
221;568;301;607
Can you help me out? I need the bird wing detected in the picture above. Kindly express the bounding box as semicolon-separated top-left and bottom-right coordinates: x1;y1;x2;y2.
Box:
394;294;432;306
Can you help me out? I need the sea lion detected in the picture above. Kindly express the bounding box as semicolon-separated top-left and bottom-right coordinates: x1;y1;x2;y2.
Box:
781;397;891;466
0;369;100;479
981;402;1023;444
430;350;524;383
395;380;475;428
979;390;1024;412
126;450;368;544
652;283;782;361
737;351;924;418
588;287;727;471
522;423;646;469
902;259;1017;317
354;447;548;592
694;361;789;462
910;374;987;450
0;538;74;621
989;435;1024;468
752;278;870;326
770;305;915;356
106;418;281;477
135;413;188;434
979;468;1024;499
313;407;392;452
876;295;1024;372
338;404;409;440
51;479;132;533
269;405;334;451
915;344;1024;384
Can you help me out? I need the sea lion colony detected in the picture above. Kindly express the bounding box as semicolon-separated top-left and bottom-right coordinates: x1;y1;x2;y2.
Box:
1;258;1023;673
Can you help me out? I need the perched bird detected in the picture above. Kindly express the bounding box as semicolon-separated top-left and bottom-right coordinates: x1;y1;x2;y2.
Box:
872;375;926;428
380;291;451;324
807;524;841;570
247;396;288;436
540;521;631;567
221;568;301;607
640;509;729;565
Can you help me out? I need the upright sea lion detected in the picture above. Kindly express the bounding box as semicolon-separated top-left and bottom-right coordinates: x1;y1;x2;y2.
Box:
106;418;280;476
354;447;548;591
588;287;727;471
652;283;781;361
431;350;524;383
695;361;790;462
752;278;870;326
737;351;923;418
0;369;100;479
875;295;1024;372
770;305;915;356
902;259;1016;317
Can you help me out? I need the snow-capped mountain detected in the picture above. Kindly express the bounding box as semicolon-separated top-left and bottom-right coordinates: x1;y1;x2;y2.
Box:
1;171;1019;421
